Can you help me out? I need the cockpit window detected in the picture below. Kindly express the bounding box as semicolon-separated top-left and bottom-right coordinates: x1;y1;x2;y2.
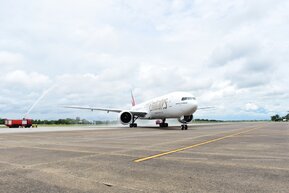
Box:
181;97;196;101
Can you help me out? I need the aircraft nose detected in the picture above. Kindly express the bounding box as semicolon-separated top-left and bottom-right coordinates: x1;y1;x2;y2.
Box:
190;99;198;112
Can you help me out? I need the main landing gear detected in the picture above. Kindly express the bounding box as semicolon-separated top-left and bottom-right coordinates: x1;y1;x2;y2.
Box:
160;122;168;127
129;115;138;128
181;124;188;130
159;119;168;127
130;123;137;127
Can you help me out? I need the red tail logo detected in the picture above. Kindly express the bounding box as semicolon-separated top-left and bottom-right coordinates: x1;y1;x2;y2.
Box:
131;91;136;107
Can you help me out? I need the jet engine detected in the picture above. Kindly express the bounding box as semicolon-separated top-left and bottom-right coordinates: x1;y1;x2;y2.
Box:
119;111;133;125
178;115;193;123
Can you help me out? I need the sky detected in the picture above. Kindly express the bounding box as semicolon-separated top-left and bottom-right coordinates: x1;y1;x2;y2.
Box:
0;0;288;121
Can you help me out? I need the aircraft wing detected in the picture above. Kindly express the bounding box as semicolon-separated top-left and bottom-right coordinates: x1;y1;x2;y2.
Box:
63;106;147;117
63;106;122;113
198;106;215;110
129;111;147;117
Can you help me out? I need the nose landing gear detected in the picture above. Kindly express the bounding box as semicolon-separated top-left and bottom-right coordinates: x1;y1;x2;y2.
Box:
181;124;188;130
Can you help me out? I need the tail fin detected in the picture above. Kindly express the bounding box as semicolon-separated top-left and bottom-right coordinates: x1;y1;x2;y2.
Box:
131;90;136;107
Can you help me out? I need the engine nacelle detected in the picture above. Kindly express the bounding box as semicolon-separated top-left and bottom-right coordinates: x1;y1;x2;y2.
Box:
178;115;193;123
119;111;133;125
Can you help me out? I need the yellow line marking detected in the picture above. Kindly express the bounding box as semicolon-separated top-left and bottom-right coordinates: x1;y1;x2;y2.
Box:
134;126;263;163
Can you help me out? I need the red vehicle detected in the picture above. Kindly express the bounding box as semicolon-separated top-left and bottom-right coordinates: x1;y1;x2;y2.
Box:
5;119;33;128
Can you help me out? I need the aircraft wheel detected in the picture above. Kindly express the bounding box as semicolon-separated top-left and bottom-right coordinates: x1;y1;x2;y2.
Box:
160;123;168;127
181;125;188;130
130;123;137;127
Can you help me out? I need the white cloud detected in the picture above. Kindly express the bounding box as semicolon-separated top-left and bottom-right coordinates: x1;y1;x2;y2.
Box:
244;103;260;111
0;51;23;64
0;0;288;120
1;70;51;88
0;51;25;72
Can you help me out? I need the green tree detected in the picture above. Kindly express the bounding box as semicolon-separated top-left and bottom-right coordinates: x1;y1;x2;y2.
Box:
271;114;281;121
285;113;289;121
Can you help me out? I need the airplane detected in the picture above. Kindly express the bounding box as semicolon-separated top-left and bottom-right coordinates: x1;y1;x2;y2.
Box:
64;91;207;130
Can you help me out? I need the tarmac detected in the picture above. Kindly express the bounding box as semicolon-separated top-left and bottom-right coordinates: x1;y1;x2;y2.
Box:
0;122;288;193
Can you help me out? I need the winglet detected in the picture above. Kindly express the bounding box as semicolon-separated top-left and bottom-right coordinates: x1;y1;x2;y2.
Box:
131;90;136;107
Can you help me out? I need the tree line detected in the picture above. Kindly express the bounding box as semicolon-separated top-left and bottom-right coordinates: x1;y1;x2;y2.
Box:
1;115;288;125
33;118;91;125
271;113;289;122
194;119;223;122
0;117;116;125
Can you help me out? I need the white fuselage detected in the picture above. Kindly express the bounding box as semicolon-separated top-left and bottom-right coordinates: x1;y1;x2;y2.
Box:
64;91;199;128
131;92;198;120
